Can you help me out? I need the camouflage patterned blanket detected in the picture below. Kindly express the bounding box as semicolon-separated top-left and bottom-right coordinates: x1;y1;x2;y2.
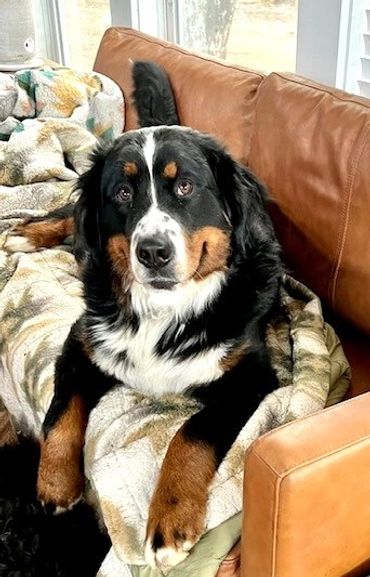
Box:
0;68;350;576
0;66;124;236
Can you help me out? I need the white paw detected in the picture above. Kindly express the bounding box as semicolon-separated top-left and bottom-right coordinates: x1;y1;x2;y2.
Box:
41;495;82;515
4;234;36;253
54;495;82;515
144;539;194;572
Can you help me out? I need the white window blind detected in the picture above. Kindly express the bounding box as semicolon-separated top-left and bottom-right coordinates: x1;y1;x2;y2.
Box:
359;1;370;97
296;0;369;97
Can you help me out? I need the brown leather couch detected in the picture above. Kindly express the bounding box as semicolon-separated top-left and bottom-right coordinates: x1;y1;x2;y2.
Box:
94;27;370;577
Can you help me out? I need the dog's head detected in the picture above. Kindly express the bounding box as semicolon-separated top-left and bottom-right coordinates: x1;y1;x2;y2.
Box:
76;126;275;308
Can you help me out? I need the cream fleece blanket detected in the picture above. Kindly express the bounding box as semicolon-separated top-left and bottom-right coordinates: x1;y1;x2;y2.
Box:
0;67;350;576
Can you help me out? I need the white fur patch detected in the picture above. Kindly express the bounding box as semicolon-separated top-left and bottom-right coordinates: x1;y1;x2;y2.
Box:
145;541;191;571
142;130;157;205
90;272;228;398
4;234;36;253
130;270;225;320
91;317;226;397
53;496;82;515
40;495;82;515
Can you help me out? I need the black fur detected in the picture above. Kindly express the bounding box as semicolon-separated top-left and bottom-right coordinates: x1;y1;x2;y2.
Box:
132;61;179;127
43;323;117;436
0;438;110;577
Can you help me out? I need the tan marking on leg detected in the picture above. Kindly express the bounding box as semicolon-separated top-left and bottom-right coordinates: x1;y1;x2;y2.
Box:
186;226;231;280
163;161;178;179
220;342;250;372
123;161;138;177
37;395;87;508
146;427;216;567
0;408;18;447
11;216;74;249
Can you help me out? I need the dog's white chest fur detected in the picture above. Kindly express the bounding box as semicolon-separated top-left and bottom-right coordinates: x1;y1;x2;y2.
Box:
90;274;227;397
91;315;226;397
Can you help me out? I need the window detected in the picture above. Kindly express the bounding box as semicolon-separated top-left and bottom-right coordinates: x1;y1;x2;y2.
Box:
61;1;111;70
34;0;368;96
34;0;111;70
178;0;298;73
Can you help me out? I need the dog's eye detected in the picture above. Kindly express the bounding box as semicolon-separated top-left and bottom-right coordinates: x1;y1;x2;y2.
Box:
177;180;193;197
116;185;132;202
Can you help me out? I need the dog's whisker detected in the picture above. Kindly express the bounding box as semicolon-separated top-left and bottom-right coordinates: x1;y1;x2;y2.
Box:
187;265;205;282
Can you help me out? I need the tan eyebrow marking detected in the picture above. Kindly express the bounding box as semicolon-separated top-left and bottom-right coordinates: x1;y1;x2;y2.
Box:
163;161;178;179
123;161;138;176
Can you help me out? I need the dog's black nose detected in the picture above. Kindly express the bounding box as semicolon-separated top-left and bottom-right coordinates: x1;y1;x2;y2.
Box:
136;236;174;269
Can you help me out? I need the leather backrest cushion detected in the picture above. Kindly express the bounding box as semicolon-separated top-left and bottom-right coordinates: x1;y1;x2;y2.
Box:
248;73;370;334
93;27;264;164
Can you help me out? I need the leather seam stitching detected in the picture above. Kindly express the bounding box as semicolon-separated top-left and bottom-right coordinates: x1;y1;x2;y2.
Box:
329;123;368;307
247;76;265;168
250;452;281;576
271;72;370;110
251;433;370;479
273;463;281;577
251;393;370;446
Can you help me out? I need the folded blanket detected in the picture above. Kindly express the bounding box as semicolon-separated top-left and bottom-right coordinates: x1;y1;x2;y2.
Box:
0;67;350;577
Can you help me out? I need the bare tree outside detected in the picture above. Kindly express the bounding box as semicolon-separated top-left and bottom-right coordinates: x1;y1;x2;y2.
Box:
180;0;298;71
179;0;237;59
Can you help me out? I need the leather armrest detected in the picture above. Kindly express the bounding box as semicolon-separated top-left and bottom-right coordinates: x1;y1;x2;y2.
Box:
241;393;370;577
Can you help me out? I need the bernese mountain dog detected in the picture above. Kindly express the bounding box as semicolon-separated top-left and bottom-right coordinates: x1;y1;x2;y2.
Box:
5;61;282;569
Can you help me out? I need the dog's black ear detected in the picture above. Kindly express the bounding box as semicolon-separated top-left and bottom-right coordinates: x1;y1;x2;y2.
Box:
73;145;109;262
198;134;278;259
132;61;179;127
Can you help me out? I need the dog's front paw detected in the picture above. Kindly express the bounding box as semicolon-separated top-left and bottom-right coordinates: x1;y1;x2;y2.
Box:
4;222;38;253
145;490;207;571
37;465;83;514
37;439;84;513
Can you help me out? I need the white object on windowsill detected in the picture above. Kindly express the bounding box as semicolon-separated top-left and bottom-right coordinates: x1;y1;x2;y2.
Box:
0;0;39;72
0;57;44;72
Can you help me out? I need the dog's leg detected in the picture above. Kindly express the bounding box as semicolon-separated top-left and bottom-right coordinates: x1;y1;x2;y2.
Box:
5;203;75;253
38;394;87;512
37;322;115;512
145;346;278;570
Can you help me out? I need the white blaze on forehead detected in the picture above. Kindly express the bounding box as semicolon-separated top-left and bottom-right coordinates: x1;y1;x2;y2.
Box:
133;129;188;278
142;130;157;205
134;205;181;237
